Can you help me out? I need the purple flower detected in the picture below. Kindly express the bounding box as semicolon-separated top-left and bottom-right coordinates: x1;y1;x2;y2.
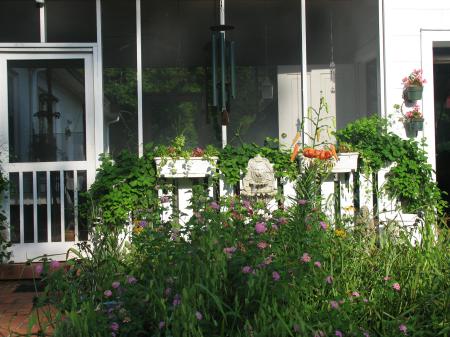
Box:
363;298;369;303
173;294;181;307
325;275;334;284
112;281;120;289
320;221;328;231
330;300;339;309
50;260;60;269
300;253;311;263
110;322;119;332
293;324;300;332
104;290;112;298
195;311;203;320
335;330;343;337
314;330;325;337
138;220;148;227
278;217;288;225
352;291;360;297
271;224;279;231
314;261;322;268
272;271;280;281
223;247;237;255
242;266;253;274
210;201;220;210
383;276;391;281
242;200;251;209
257;241;268;250
160;196;170;203
159;321;165;329
164;287;172;297
126;275;137;284
255;222;267;234
392;283;401;291
399;324;407;335
363;332;370;337
35;264;43;275
298;199;307;205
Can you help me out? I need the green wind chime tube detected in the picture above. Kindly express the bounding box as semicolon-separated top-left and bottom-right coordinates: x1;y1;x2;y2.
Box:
220;31;227;111
230;41;236;99
211;32;218;107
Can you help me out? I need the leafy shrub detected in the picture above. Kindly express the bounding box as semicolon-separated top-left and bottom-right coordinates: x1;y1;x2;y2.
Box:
334;115;446;214
0;160;11;262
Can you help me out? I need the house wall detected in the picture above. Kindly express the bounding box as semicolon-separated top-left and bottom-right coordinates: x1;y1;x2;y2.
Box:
383;0;450;169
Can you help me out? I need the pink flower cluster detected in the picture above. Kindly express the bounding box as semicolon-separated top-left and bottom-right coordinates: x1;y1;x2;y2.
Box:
402;69;426;88
405;104;423;120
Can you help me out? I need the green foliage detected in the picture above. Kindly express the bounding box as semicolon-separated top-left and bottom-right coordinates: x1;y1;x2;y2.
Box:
0;160;11;262
85;148;160;227
334;115;446;214
218;137;298;186
35;196;450;337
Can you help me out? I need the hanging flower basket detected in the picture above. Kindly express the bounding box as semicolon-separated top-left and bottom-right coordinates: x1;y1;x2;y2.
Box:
404;85;423;101
404;118;424;137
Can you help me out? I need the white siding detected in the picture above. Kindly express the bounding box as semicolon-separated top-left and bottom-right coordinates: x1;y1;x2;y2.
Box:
383;0;450;169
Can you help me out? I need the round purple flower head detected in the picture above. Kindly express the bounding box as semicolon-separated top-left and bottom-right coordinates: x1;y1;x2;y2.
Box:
195;311;203;320
112;281;120;289
272;271;280;281
126;275;137;284
255;222;267;234
110;322;119;332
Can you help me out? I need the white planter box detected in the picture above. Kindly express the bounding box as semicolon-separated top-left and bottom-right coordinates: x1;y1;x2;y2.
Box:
332;152;359;173
154;157;218;178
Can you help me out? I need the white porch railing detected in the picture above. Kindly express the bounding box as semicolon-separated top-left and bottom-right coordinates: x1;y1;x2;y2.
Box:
155;156;420;236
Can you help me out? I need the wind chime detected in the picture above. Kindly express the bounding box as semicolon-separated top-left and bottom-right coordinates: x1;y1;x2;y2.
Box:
210;0;236;147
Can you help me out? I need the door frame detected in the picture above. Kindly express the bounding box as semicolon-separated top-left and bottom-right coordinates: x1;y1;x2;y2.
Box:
0;44;103;262
420;30;450;172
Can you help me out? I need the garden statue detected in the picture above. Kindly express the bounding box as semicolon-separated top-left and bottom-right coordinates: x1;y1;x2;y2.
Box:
241;154;277;199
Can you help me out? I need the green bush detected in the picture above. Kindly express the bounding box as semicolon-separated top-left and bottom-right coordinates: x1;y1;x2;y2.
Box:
334;115;446;214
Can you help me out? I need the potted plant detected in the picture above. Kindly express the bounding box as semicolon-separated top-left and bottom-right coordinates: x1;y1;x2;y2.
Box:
403;104;424;137
332;142;359;173
154;136;219;178
402;69;426;102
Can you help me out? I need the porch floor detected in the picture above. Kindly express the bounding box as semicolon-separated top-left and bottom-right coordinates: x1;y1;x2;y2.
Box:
0;281;53;337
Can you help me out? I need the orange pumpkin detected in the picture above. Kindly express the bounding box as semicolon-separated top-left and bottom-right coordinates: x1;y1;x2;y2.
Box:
319;151;327;160
314;149;321;158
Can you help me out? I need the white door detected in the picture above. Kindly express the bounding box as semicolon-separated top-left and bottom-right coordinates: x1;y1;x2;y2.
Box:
0;50;96;262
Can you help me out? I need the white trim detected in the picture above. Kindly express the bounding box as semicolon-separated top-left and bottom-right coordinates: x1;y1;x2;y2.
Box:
46;171;51;243
19;172;24;244
379;0;386;118
32;171;38;243
40;4;47;43
95;0;105;165
301;0;308;146
60;170;65;242
137;0;144;157
420;29;450;173
74;170;79;240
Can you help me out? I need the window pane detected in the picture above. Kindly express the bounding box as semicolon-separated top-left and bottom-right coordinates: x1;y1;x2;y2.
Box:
8;59;86;163
102;0;138;154
306;0;380;144
9;173;20;244
50;171;61;242
46;0;97;42
23;172;34;243
0;0;40;42
226;0;302;146
141;0;221;148
37;171;48;243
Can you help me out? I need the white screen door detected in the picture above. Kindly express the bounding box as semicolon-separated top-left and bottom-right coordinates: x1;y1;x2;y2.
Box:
0;50;96;262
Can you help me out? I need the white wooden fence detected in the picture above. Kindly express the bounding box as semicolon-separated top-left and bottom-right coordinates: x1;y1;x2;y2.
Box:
155;156;422;239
